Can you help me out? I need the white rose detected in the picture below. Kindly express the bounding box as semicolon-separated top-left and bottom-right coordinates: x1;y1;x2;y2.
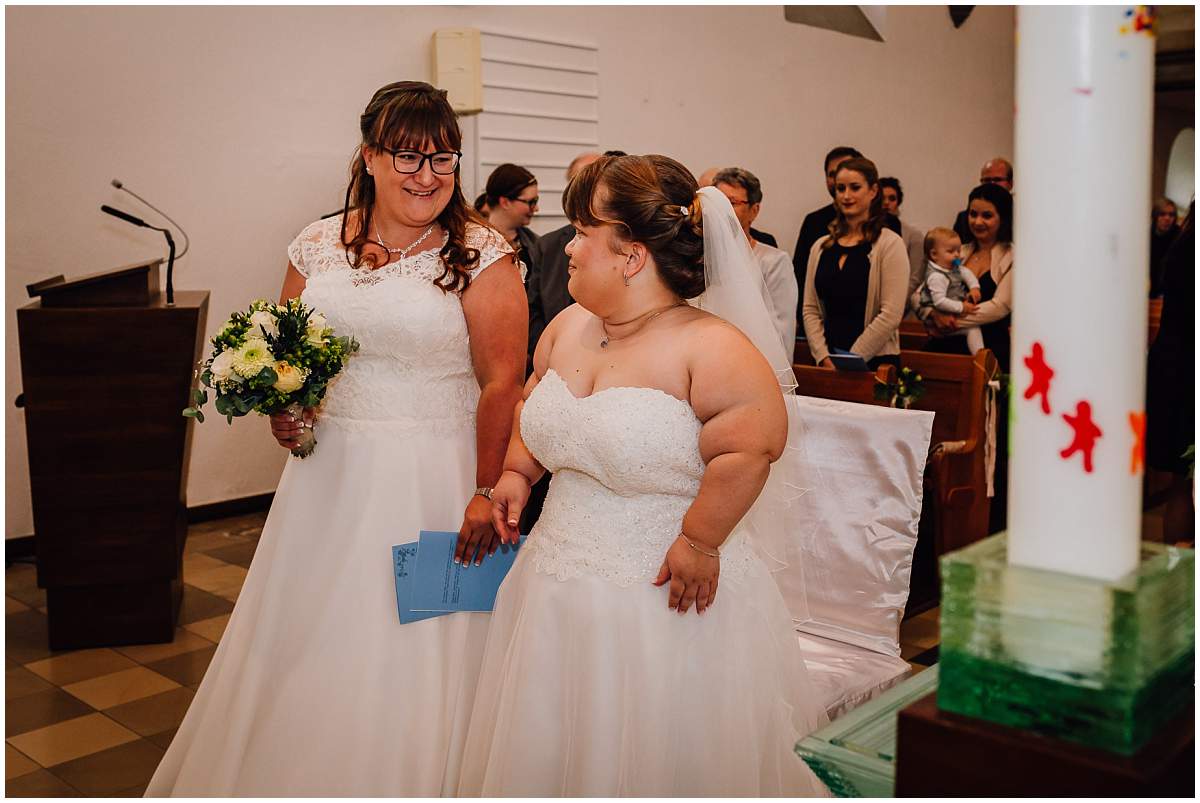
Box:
272;361;307;393
209;349;238;382
232;337;274;377
249;309;279;339
308;312;327;330
306;313;328;346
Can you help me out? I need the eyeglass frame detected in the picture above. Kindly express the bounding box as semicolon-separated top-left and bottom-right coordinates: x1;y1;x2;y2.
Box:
378;147;464;175
507;194;540;209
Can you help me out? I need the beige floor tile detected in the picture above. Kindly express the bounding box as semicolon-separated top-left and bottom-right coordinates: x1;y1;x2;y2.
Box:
177;587;235;625
182;614;230;643
4;768;82;796
7;596;30;614
6;666;55;701
7;713;139;767
61;667;180;711
104;687;195;737
183;531;246;555
25;649;138;687
5;563;39;591
146;727;177;750
48;738;164;797
183;564;248;598
6;744;40;779
6;583;47;610
5;609;53;665
181;552;229;579
114;629;213;665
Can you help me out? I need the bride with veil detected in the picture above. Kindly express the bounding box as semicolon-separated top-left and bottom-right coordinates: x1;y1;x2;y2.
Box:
457;155;829;796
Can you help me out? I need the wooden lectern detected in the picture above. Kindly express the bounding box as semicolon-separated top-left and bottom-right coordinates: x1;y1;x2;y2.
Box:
17;259;209;649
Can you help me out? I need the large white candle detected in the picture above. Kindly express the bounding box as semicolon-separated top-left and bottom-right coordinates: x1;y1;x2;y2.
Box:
1008;6;1154;581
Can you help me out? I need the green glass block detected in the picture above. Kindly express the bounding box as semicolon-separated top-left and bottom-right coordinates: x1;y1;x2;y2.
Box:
938;533;1194;755
797;666;939;797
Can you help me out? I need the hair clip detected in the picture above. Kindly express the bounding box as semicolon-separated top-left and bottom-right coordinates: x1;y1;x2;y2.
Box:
680;205;689;215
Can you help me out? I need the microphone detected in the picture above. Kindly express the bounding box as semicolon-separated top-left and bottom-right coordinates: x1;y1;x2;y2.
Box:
100;204;151;228
100;204;176;305
110;178;190;259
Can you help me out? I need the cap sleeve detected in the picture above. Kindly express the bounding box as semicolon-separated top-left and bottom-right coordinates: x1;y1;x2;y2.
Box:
287;215;345;279
465;222;524;282
287;229;309;278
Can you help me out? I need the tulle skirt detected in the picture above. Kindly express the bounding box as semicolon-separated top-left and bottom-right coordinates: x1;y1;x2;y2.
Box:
146;419;489;796
458;549;831;797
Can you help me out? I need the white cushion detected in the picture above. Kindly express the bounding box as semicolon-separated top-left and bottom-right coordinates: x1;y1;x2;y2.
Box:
775;396;934;657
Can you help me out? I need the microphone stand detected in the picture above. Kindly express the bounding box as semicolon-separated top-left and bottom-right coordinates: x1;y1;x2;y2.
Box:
99;204;175;305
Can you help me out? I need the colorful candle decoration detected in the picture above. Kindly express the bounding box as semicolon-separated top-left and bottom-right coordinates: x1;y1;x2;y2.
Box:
1008;5;1154;581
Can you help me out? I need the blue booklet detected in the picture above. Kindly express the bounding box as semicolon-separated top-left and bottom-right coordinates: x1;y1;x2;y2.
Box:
829;348;871;372
409;530;526;613
392;543;443;624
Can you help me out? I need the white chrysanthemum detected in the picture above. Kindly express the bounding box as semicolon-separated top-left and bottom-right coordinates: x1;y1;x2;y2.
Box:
209;349;238;382
272;361;307;393
232;337;275;378
249;309;279;339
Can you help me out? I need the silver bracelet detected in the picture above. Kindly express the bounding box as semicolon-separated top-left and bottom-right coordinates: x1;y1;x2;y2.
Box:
680;533;720;558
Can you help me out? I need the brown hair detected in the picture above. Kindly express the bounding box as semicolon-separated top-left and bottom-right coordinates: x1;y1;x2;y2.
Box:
563;154;705;298
923;226;959;259
484;163;537;206
340;81;482;293
822;157;886;251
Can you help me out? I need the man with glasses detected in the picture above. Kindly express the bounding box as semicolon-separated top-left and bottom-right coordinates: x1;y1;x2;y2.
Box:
697;166;778;247
954;157;1014;242
714;167;798;355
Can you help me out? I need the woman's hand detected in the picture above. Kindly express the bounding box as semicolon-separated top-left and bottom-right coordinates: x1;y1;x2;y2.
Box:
269;408;313;450
490;470;532;545
928;310;959;334
455;495;498;567
653;535;720;616
961;300;978;315
819;357;835;369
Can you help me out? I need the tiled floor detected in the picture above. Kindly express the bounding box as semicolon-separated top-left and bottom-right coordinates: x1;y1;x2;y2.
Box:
6;509;940;796
5;512;262;797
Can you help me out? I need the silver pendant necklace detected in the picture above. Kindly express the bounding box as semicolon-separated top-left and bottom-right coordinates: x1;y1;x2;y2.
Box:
376;223;436;258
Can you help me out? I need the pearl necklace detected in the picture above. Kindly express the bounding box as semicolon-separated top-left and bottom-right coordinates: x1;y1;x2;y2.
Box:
376;223;436;258
599;301;687;349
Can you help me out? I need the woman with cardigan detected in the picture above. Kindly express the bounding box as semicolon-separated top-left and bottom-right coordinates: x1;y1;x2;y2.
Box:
801;157;909;369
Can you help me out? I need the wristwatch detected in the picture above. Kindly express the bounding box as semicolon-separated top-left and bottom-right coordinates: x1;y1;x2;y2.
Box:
474;486;494;500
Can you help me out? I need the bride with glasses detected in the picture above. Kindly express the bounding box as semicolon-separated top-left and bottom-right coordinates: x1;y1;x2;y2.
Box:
458;154;829;796
147;82;527;796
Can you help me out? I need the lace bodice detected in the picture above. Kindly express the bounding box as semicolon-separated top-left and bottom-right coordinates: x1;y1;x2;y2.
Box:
287;215;517;434
521;370;756;586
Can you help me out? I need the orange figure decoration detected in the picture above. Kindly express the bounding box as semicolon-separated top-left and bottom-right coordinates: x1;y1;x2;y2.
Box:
1023;341;1054;415
1128;411;1146;474
1061;400;1103;473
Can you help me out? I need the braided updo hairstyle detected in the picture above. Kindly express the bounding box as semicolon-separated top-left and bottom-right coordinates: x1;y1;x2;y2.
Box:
563;154;706;298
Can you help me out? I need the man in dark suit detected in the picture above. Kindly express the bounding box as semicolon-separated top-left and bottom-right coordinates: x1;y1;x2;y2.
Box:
792;147;902;321
953;157;1014;241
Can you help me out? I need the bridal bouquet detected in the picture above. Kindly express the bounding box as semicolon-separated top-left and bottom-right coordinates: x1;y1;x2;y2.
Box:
182;298;359;457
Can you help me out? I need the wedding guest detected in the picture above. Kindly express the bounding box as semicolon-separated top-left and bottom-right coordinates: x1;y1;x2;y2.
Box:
147;81;527;796
1149;196;1179;298
953;157;1013;242
879;176;927;312
473;192;490;217
484;163;541;274
714;167;798;353
1146;202;1194;543
801;157;908;369
699;165;777;246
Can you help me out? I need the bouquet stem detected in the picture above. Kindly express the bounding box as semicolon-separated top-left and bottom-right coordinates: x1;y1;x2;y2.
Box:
286;402;317;458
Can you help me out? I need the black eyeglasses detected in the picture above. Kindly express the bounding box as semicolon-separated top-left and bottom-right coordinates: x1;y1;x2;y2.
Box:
509;195;539;208
380;148;462;175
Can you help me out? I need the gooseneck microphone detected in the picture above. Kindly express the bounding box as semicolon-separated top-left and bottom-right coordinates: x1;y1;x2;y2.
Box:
110;178;190;259
100;204;176;305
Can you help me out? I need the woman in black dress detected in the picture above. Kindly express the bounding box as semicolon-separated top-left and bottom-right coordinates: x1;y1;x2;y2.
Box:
800;157;909;370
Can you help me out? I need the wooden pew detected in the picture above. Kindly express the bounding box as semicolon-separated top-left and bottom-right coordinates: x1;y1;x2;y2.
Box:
792;361;896;407
900;319;931;351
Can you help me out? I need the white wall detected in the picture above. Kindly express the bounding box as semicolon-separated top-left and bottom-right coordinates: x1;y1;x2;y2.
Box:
5;5;1015;537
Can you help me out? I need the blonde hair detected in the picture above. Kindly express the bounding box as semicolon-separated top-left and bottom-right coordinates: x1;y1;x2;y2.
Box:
923;226;960;259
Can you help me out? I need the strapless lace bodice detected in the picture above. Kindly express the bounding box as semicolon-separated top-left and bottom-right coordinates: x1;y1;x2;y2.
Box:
521;370;756;586
287;216;516;434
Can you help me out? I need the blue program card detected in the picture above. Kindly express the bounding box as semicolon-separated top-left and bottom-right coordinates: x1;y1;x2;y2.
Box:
392;543;445;624
409;530;526;613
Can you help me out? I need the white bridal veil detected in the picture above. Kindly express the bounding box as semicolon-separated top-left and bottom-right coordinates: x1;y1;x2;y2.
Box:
694;186;812;621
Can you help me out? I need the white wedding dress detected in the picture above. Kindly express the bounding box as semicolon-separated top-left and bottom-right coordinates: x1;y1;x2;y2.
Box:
146;217;516;796
458;369;831;796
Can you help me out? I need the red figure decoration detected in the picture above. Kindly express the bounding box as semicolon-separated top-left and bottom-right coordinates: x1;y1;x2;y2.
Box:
1061;401;1103;473
1129;411;1146;474
1023;341;1054;415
